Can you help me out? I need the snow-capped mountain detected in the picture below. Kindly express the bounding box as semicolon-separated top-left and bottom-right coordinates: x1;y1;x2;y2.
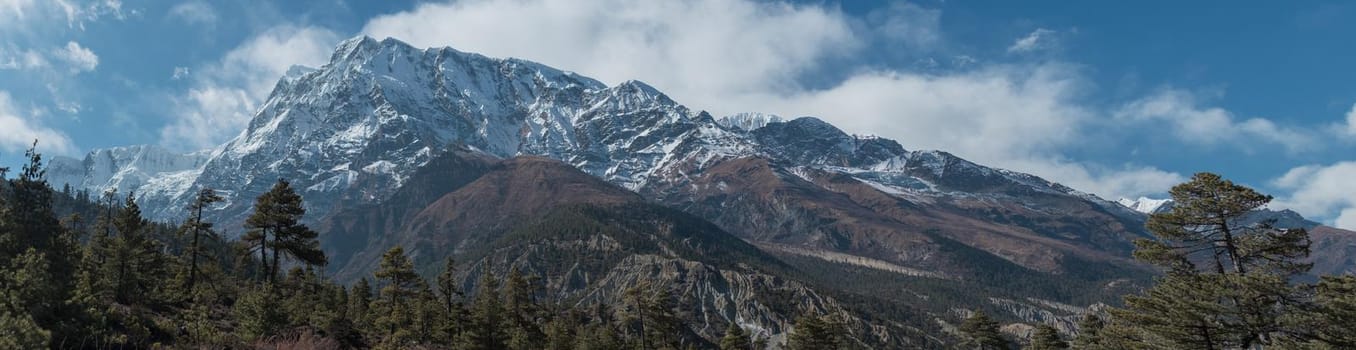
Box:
47;145;211;198
49;36;1142;258
1117;197;1173;214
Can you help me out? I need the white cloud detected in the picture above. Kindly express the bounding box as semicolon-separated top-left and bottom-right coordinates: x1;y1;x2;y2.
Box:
363;0;857;102
0;41;97;73
0;0;124;31
1272;162;1356;230
1115;89;1315;152
0;91;76;155
55;41;97;73
0;47;48;70
1336;102;1356;136
168;0;216;25
0;0;39;23
161;25;340;149
1008;28;1056;53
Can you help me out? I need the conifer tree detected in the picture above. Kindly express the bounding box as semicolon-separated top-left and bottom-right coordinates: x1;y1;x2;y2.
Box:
436;256;466;342
1289;275;1356;348
0;249;53;349
107;192;167;306
245;179;324;283
461;269;507;350
621;280;683;349
182;188;222;292
1070;313;1104;349
1026;324;1067;350
787;314;844;350
720;322;752;350
1111;173;1312;348
374;246;422;347
503;266;543;349
2;145;83;337
234;285;287;341
349;277;375;339
959;310;1008;350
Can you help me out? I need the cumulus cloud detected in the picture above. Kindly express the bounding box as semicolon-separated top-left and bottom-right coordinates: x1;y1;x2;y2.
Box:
363;0;857;104
1336;103;1356;136
1008;28;1057;53
0;41;98;74
55;41;97;72
1115;89;1316;152
168;0;216;25
1272;162;1356;230
358;0;1183;200
0;91;76;155
161;25;340;149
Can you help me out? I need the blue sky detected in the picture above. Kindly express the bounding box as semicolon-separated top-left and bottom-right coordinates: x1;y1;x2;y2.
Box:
3;0;1356;228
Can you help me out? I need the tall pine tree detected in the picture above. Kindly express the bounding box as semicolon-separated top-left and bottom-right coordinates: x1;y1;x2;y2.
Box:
244;179;325;283
181;188;222;293
959;310;1008;350
1111;173;1311;349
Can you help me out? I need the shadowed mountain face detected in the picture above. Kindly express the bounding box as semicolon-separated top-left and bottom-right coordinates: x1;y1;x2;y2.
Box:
317;150;944;347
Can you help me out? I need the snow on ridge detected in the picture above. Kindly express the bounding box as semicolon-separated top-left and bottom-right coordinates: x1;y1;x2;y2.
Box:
1117;197;1172;214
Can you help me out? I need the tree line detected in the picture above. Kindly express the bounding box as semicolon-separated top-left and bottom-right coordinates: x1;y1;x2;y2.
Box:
0;145;849;349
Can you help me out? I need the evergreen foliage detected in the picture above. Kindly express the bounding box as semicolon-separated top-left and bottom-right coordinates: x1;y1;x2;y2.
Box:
786;314;845;350
1106;173;1325;349
959;309;1008;350
1026;324;1067;350
719;322;752;350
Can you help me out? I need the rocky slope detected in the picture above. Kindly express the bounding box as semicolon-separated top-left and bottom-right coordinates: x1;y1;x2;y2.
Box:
320;149;940;347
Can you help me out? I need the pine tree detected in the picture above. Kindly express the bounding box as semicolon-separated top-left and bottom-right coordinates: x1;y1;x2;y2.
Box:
107;192;167;306
234;285;288;341
1070;313;1104;348
244;179;325;283
349;277;375;340
1026;324;1067;350
2;144;83;337
460;269;507;350
1288;275;1356;348
621;280;683;349
786;314;844;350
182;188;222;293
0;249;53;349
720;322;752;350
1111;173;1312;348
503;266;543;349
374;246;422;348
959;310;1008;350
436;256;466;342
543;314;577;350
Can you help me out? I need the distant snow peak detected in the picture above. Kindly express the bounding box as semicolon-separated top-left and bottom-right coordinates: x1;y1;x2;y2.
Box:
1117;197;1172;214
718;112;783;132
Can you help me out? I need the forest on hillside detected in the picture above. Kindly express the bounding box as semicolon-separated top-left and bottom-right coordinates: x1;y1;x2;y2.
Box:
3;144;1356;349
